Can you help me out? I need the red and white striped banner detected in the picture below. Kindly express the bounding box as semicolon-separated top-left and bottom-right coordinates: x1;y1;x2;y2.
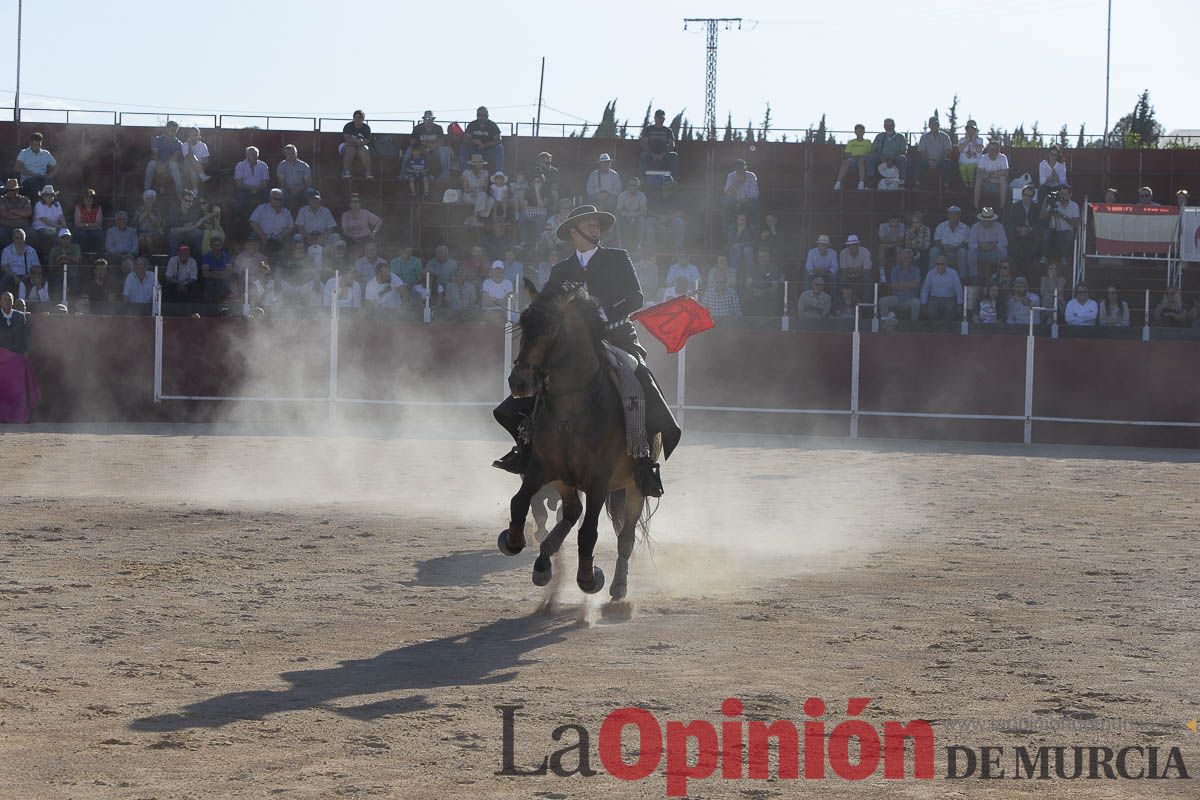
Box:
1090;204;1181;256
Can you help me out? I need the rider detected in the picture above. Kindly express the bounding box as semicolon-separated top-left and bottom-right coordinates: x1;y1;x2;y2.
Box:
492;204;681;497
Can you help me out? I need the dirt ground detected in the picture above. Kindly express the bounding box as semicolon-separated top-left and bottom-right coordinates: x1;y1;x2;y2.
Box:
1;427;1198;799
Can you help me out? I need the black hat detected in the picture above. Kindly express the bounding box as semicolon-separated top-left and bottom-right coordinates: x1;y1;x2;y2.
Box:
555;205;615;242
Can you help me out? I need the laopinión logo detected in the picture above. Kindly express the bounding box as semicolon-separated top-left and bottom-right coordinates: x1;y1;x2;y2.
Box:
496;699;1194;797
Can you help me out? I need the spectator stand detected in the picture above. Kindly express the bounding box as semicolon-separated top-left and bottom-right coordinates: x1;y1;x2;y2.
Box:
1082;200;1188;290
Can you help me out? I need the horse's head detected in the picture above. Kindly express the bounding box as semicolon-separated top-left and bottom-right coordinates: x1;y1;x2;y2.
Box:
508;280;597;397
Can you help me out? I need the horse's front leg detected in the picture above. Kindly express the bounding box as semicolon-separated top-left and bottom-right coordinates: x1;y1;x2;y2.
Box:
575;476;610;594
532;484;581;587
498;463;543;556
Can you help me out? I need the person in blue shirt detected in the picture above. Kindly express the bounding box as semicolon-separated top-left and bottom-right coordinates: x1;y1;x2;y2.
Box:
144;121;183;194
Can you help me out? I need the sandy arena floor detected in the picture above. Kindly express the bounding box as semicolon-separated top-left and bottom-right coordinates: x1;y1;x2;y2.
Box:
1;427;1198;799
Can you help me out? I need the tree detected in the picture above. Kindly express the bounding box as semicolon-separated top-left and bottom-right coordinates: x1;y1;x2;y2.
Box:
593;100;618;138
1111;89;1164;147
1058;125;1069;149
723;112;734;142
760;102;772;142
1077;124;1086;149
946;95;959;143
642;103;653;129
746;120;755;142
669;111;684;141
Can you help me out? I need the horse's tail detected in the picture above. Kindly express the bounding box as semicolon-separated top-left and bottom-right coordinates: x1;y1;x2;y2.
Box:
605;489;657;548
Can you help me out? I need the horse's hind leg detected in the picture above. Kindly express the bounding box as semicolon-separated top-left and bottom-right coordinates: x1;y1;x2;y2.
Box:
533;484;580;587
576;479;609;594
498;464;543;556
611;490;644;600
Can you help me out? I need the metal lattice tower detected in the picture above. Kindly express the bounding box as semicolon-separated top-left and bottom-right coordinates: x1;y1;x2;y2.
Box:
684;17;742;140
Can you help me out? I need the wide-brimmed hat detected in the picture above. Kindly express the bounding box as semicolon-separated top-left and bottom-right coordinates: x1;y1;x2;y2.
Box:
598;153;612;163
422;110;435;121
555;204;615;242
816;234;831;245
466;154;488;167
41;184;57;196
845;234;860;244
978;207;998;221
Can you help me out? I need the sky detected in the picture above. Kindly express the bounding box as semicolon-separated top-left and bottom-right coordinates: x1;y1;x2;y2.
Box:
0;0;1194;139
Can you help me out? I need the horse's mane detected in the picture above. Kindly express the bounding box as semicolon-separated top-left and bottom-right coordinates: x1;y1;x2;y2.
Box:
521;280;607;354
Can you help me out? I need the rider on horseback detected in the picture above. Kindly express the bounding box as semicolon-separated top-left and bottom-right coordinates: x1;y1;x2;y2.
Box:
493;205;681;497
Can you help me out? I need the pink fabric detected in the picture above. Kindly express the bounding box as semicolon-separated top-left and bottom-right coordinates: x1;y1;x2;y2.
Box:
0;349;39;423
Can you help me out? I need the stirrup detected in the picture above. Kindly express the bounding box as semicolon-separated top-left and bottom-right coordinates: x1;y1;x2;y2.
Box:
635;459;664;498
492;446;528;475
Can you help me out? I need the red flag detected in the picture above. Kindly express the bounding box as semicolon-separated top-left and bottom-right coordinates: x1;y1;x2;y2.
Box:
630;295;715;354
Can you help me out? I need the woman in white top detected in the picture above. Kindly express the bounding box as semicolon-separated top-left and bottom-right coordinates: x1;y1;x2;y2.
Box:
975;141;1010;210
1037;145;1068;205
956;120;985;190
974;282;1002;323
32;186;66;253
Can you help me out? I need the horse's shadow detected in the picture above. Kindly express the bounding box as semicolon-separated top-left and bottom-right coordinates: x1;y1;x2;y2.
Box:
130;614;572;732
401;548;533;588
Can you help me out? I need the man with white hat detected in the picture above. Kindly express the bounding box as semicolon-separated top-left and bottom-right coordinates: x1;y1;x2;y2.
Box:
31;185;66;256
805;234;839;290
968;207;1008;285
491;205;681;497
930;205;969;275
586;153;622;212
838;234;873;296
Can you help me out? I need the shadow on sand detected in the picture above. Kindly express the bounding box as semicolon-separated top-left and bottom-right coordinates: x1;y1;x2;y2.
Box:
401;547;533;588
130;614;573;732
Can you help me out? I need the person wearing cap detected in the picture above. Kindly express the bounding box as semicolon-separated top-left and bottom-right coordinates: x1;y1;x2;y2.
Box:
234;146;271;218
276;144;313;213
31;186;66;257
968;208;1008;285
294;190;337;240
0;177;32;249
638;109;679;180
1176;189;1190;207
405;111;451;178
956;120;985;190
341;110;374;179
462;106;505;174
913;116;954;190
1;229;40;284
48;229;82;277
833;124;871;191
920;254;964;321
532;151;561;208
838;235;873;296
492;205;681;497
615;177;647;250
15;132;57;200
123;257;157;307
722;159;760;225
975;141;1010;210
1005;185;1041;268
646;177;686;253
480;261;514;321
168;191;205;257
165;244;199;302
1039;184;1079;263
250;188;296;255
584;153;622;213
930;206;969;275
201;234;232;304
867;118;909;189
805;234;839;290
144;121;183;194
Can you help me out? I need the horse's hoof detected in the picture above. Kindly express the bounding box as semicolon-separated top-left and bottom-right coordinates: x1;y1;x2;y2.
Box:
577;566;605;595
609;580;627;600
497;529;524;556
532;554;552;586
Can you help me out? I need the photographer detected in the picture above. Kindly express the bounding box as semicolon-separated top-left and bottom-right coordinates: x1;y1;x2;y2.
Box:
1039;184;1080;264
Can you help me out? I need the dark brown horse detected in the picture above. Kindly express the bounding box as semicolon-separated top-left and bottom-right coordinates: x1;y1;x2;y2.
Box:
496;281;655;599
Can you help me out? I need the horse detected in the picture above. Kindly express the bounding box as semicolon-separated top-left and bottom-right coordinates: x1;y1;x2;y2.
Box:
496;280;656;600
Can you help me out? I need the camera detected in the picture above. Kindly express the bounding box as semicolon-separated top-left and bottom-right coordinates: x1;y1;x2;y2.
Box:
1044;189;1060;209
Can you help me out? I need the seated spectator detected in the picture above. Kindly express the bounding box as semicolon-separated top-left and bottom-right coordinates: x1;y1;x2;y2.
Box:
72;189;104;255
481;262;515;321
340;194;382;249
838;235;873;295
461;245;491;284
699;268;741;319
1;228;40;283
0;177;33;249
354;239;387;284
1103;187;1118;203
198;195;224;253
645;177;686;253
81;259;120;308
1152;287;1188;327
913;116;954;190
123;257;156;306
444;268;478;320
930;205;969;274
968;207;1008;285
168;191;205;256
797;276;831;318
101;210;138;264
615;177;647;250
498;246;524;291
250;188;296;256
364;262;407;310
235;235;269;292
833;124;870;190
1040;185;1080;264
48;229;82;275
956;120;985;190
1136;186;1159;206
323;269;363;309
164;244;199;302
276;144;313;212
665;251;701;291
903;212;931;268
389;243;423;287
831;286;859;319
406;111;451;177
403;141;432;200
722;159;759;224
991;258;1014;302
879;248;922;321
586;153;622;212
341;110;374;179
1036;145;1067;205
234;146;271;218
533;151;562;207
461;153;490;204
1098;286;1129;326
461;106;505;174
877;214;906;266
144;121;183;194
294;190;337;240
867;118;909;188
1064;283;1099;325
487;172;513;223
707;254;734;290
1005;185;1041;268
427;245;458;288
280;235;314;284
726;212;756;275
638;110;678;179
249;262;276;309
1039;259;1066;306
758;212;780;254
920;255;964;321
974;283;1003;323
15;132;57;200
180;127;210;190
1176;189;1189;207
32;185;66;256
976;141;1010;210
18;265;50;306
1005;276;1040;325
805;234;839;290
518;173;551;247
202;235;233;304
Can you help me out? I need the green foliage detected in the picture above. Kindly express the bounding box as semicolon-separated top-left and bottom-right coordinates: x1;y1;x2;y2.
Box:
947;95;959;143
1110;89;1165;148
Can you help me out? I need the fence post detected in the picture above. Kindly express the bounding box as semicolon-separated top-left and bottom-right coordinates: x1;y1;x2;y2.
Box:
243;265;251;318
61;265;68;308
1051;289;1059;338
328;272;340;423
423;271;432;324
153;284;163;403
850;305;861;439
871;282;880;333
781;280;789;332
1023;330;1035;445
1142;289;1151;341
676;344;686;429
502;294;514;400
